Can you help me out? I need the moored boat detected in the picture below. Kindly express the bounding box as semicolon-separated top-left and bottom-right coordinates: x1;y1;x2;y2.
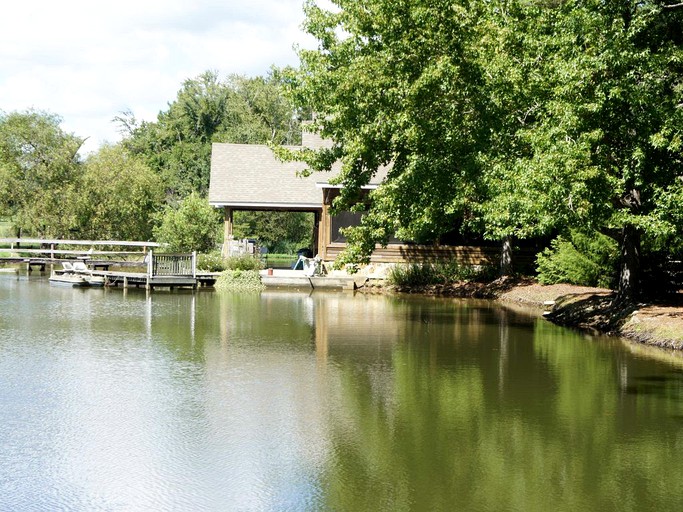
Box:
49;261;105;288
49;272;91;287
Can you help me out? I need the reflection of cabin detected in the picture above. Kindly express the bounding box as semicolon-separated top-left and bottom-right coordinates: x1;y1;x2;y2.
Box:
208;132;502;266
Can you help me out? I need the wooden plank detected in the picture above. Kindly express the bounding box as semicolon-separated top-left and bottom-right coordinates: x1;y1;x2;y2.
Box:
323;243;538;266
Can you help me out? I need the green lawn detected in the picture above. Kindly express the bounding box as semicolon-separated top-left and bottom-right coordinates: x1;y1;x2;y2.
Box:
263;253;297;269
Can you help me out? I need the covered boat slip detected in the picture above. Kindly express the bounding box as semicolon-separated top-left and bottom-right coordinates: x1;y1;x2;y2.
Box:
208;132;395;263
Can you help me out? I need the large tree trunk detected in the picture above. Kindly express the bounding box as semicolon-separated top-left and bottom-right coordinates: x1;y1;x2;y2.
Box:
616;225;641;304
500;236;513;277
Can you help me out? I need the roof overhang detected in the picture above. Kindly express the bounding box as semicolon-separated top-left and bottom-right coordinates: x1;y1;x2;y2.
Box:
209;201;322;210
315;183;380;190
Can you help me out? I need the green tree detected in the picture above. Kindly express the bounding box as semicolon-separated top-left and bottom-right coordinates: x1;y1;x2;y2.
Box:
69;145;164;241
122;70;303;198
281;0;508;267
0;109;83;236
285;0;683;300
503;1;683;302
153;192;222;252
232;210;314;253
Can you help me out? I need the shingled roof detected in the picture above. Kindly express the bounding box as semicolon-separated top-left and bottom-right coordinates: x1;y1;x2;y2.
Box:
208;132;389;210
208;143;332;209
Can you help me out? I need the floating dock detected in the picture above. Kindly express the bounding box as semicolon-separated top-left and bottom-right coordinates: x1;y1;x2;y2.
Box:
259;269;369;290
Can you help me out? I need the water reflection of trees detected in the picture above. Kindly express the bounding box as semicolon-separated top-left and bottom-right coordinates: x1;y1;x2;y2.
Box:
101;290;683;510
319;301;683;511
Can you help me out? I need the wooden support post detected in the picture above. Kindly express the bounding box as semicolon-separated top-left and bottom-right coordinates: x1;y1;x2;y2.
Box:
223;208;233;257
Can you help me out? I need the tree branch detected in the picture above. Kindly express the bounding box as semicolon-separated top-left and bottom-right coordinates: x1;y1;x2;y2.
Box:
663;2;683;9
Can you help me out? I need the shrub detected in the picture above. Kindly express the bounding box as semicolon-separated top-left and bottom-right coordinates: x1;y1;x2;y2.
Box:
214;269;264;292
536;230;618;288
432;260;487;282
197;252;226;272
224;254;263;271
388;264;439;287
387;261;495;287
153;192;222;253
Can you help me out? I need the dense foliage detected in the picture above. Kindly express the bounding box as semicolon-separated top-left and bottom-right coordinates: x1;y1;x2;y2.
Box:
121;70;303;198
285;0;683;300
153;192;223;253
387;261;495;288
214;269;264;292
223;254;263;271
536;230;619;289
0;110;83;237
72;145;164;241
197;251;228;272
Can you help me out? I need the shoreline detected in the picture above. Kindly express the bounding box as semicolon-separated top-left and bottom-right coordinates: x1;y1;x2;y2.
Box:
366;276;683;350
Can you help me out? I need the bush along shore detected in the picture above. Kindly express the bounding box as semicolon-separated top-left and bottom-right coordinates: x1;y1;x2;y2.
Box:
378;271;683;350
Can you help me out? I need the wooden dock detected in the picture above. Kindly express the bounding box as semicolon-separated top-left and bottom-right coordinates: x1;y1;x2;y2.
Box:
91;270;218;290
0;238;214;290
0;238;160;273
83;251;206;290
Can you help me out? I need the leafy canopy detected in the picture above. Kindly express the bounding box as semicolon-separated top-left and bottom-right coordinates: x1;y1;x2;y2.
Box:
71;145;164;241
0;109;83;237
122;69;304;198
153;192;223;253
286;0;683;298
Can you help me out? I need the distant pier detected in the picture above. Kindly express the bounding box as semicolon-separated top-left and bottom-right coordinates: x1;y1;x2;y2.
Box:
0;238;215;290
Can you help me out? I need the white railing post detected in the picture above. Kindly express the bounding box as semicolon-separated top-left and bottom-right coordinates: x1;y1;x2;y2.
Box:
192;251;197;278
147;249;153;277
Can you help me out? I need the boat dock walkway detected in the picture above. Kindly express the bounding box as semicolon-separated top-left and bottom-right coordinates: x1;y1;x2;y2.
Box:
0;238;159;273
92;270;218;290
0;238;214;290
259;269;369;291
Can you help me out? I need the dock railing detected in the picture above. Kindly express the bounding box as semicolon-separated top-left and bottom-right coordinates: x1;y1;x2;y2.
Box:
147;250;197;278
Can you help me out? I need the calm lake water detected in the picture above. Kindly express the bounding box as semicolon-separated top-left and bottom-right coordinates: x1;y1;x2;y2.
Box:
1;274;683;511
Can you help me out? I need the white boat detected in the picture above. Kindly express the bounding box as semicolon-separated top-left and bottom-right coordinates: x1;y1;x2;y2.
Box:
49;261;105;288
49;272;92;287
